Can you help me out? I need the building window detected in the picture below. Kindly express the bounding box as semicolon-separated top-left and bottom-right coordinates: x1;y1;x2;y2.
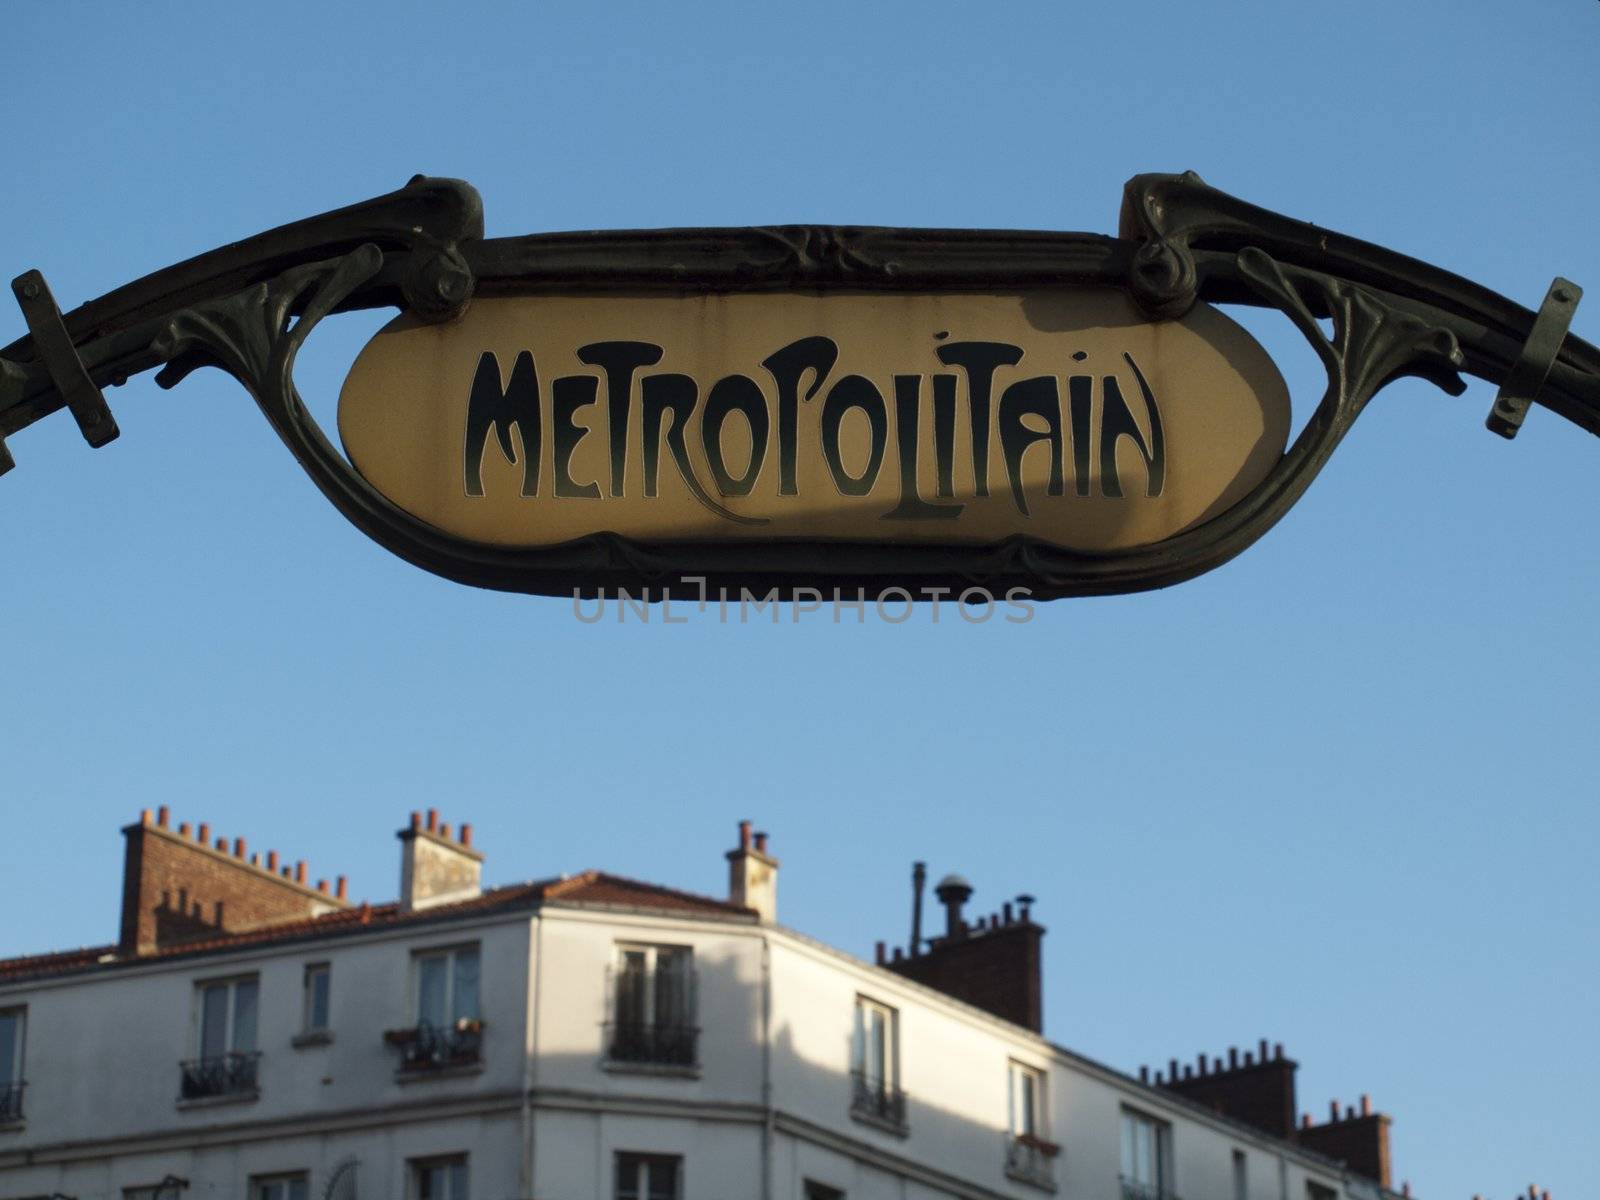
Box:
1233;1150;1247;1200
1006;1060;1057;1187
0;1006;25;1123
849;996;905;1131
615;1152;681;1200
123;1178;189;1199
417;944;480;1029
609;944;697;1067
1306;1183;1337;1200
386;945;483;1072
181;976;260;1100
1120;1107;1171;1200
803;1183;844;1200
1010;1061;1045;1138
303;963;331;1034
411;1156;468;1200
253;1174;310;1200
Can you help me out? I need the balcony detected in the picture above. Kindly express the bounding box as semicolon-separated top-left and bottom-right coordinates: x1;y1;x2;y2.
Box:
606;1021;699;1069
1005;1132;1060;1190
1120;1177;1179;1200
384;1018;484;1074
0;1080;23;1124
849;1069;907;1134
178;1051;260;1101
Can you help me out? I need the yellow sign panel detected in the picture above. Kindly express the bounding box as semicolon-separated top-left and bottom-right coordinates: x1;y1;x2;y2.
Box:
338;290;1289;551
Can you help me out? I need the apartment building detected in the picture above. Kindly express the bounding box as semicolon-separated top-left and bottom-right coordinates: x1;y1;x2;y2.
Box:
0;809;1402;1200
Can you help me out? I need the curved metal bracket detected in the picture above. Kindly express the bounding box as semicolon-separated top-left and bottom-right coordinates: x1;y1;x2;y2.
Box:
1118;171;1598;437
1487;278;1582;439
0;174;482;462
5;270;120;475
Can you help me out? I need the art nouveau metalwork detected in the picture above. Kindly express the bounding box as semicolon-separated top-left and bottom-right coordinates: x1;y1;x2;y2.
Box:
2;173;1593;599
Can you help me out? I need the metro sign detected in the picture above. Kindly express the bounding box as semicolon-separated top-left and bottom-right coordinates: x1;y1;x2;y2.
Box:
339;291;1287;555
2;172;1593;599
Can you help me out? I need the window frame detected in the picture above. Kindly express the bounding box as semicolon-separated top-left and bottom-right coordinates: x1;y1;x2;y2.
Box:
852;995;899;1087
612;942;695;1028
0;1005;25;1088
607;942;699;1071
251;1171;311;1200
0;1005;23;1124
194;973;259;1059
411;943;481;1031
122;1180;189;1200
614;1151;683;1200
409;1153;470;1200
1008;1059;1047;1140
1120;1105;1172;1195
301;962;331;1034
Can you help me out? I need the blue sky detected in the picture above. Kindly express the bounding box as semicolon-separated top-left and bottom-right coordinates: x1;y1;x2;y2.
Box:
3;3;1596;1197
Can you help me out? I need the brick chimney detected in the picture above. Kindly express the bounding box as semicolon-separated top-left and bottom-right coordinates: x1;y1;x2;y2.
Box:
884;869;1044;1032
398;809;483;911
1152;1040;1299;1139
118;808;348;956
1295;1094;1393;1189
726;820;778;922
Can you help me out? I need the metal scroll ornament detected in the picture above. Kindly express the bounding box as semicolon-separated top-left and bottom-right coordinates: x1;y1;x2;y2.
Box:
1;172;1594;600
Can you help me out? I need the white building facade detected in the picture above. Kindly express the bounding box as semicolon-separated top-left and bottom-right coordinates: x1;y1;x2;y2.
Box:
0;811;1398;1200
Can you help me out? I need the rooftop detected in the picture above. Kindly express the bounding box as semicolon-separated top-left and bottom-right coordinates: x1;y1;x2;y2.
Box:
0;867;754;986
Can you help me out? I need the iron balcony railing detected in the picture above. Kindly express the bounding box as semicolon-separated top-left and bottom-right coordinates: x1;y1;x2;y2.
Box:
1120;1177;1179;1200
384;1019;484;1071
849;1069;907;1129
606;1021;699;1067
178;1051;260;1100
1005;1132;1060;1188
0;1080;23;1122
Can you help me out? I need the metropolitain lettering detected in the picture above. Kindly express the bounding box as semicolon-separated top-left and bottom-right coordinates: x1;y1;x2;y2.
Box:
463;335;1163;523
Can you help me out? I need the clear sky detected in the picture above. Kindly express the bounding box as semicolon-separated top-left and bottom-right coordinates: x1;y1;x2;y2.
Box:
3;3;1596;1198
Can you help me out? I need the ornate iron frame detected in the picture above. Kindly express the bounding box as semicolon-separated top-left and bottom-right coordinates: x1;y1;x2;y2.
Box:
2;172;1594;600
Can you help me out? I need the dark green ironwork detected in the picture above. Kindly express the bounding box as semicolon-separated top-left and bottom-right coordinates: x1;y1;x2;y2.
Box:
1;172;1594;600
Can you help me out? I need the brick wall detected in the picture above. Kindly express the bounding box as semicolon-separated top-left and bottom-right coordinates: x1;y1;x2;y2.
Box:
1296;1104;1392;1188
887;921;1044;1032
1156;1045;1299;1139
1147;1045;1393;1189
118;809;348;956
